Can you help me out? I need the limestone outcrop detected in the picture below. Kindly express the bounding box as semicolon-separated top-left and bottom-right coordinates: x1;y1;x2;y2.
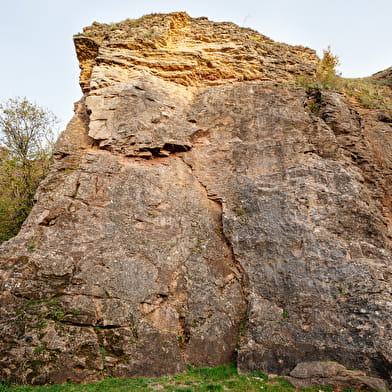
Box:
285;361;388;392
0;12;391;385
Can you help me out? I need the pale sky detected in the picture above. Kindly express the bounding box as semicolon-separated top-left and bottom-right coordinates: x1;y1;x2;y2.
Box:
0;0;391;133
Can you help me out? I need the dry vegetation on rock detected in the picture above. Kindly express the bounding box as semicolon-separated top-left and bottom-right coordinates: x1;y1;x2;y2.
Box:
297;47;392;112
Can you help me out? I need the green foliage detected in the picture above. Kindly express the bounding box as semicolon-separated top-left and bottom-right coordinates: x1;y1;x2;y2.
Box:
0;98;56;161
306;102;321;113
99;346;107;364
46;308;66;322
196;238;204;248
235;209;245;216
186;362;238;381
313;386;333;392
315;46;340;88
33;346;45;354
238;319;247;337
37;321;48;329
0;97;57;243
16;297;67;328
0;382;9;392
250;370;269;380
4;362;365;392
342;77;392;110
297;47;340;91
204;385;223;391
297;47;392;111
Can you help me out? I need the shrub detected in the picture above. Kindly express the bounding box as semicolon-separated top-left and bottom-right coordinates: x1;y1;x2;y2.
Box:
0;97;57;243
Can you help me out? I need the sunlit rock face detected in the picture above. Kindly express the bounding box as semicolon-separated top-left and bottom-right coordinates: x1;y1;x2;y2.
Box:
0;12;391;385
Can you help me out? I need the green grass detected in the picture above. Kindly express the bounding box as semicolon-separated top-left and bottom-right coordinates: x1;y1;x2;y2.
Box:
294;49;391;112
0;363;366;392
1;363;364;392
297;72;392;112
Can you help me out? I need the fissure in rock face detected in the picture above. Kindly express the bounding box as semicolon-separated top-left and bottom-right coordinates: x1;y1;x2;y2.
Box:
0;12;391;385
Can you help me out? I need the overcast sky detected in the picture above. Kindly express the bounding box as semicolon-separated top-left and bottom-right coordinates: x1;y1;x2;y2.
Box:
1;0;391;133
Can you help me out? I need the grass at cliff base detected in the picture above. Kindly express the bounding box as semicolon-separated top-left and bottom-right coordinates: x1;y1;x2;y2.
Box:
1;363;360;392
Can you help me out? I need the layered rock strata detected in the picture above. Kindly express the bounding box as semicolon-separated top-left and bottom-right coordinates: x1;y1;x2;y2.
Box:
0;12;391;385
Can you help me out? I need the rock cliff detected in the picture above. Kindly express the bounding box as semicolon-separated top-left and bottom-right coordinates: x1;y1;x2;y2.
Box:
0;12;391;385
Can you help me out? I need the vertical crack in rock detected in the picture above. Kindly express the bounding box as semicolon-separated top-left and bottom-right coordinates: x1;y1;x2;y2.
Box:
178;155;250;355
217;200;250;359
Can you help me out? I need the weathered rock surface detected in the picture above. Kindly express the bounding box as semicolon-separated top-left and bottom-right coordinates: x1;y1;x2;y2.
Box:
0;12;391;385
285;361;388;391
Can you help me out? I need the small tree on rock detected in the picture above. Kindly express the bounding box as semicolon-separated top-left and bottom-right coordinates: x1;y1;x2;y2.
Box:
316;46;340;88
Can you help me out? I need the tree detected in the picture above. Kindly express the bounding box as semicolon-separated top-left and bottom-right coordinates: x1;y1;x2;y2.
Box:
0;97;57;242
316;46;341;88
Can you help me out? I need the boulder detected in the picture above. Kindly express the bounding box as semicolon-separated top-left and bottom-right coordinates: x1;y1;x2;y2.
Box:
285;361;388;391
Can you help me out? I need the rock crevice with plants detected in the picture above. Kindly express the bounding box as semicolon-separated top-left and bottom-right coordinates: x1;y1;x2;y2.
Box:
0;12;391;387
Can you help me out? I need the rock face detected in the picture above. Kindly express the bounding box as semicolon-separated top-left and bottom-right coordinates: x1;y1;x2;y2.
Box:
0;12;391;385
285;361;388;392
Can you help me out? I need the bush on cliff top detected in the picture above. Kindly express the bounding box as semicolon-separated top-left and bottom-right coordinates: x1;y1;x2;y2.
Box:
297;47;392;111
